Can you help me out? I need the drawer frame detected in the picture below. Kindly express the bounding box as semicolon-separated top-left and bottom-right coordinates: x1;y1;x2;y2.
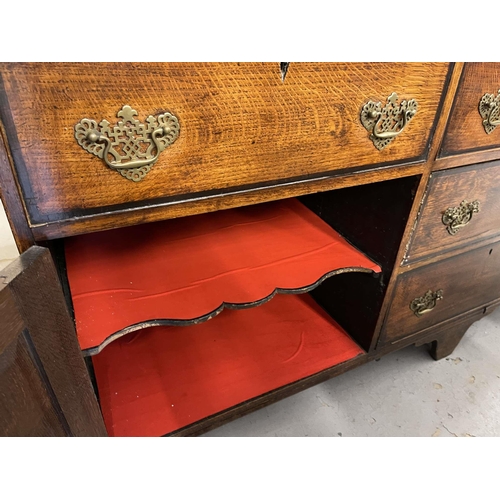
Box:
380;238;500;345
403;160;500;265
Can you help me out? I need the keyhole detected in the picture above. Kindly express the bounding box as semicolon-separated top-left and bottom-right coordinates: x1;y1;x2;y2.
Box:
489;248;493;255
280;62;290;82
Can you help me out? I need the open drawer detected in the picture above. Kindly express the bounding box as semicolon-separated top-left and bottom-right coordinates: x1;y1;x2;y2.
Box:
65;198;381;354
62;197;382;436
93;293;365;437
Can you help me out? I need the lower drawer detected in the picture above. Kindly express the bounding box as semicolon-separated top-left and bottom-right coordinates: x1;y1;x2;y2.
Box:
380;241;500;344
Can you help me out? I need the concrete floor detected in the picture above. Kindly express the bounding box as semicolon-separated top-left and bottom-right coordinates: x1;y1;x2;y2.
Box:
205;307;500;437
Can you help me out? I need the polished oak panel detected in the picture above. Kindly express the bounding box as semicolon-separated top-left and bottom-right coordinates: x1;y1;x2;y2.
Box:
440;63;500;157
382;241;500;344
0;63;449;227
404;161;500;263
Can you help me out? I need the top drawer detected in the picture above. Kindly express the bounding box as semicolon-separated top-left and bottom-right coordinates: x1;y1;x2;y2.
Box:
440;63;500;158
0;63;450;237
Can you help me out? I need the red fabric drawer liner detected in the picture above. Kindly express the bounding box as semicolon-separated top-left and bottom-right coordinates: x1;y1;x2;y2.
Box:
93;293;364;437
65;199;380;352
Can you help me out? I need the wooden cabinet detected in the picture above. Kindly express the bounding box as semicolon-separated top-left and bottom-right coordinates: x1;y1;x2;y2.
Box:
1;62;499;436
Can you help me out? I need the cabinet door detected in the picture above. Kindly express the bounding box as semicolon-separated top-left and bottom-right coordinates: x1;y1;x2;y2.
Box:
0;246;106;436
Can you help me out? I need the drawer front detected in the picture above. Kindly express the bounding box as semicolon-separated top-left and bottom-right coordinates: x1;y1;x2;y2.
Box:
405;161;500;263
441;63;500;158
0;63;449;229
381;242;500;344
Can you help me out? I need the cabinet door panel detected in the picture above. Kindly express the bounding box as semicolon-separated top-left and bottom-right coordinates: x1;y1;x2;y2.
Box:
0;246;106;436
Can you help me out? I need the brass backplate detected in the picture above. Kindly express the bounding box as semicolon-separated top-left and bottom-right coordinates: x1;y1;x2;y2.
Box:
360;92;417;150
479;90;500;134
410;289;443;317
75;105;180;182
442;200;480;236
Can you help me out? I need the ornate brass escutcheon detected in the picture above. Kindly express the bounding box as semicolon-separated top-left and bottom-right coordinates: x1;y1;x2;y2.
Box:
442;200;480;236
410;289;443;318
479;90;500;134
360;92;418;150
74;105;180;182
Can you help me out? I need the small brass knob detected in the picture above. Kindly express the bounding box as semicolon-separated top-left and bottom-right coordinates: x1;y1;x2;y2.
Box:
86;131;100;143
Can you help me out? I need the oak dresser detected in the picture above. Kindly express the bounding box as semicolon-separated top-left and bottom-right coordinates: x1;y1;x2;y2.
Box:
1;62;499;436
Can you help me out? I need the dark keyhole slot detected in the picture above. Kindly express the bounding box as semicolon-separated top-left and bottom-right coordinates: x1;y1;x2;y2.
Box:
483;307;487;314
489;248;493;255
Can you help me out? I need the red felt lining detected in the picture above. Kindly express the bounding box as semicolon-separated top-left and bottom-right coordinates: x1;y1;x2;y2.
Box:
93;293;365;437
65;199;380;352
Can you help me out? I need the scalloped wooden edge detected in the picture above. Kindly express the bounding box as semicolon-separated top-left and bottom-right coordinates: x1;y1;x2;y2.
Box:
83;265;380;356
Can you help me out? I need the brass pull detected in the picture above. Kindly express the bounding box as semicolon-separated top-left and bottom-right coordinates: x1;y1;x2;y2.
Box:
360;92;417;150
410;289;443;317
442;200;480;236
479;90;500;134
75;105;180;182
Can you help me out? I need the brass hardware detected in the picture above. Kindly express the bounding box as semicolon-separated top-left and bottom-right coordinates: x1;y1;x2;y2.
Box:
360;92;417;150
410;289;443;317
74;105;180;182
479;90;500;134
442;200;480;235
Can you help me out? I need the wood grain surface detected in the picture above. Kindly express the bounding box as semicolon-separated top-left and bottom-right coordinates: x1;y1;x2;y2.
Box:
0;264;68;436
440;63;500;157
0;286;23;354
30;162;426;241
0;63;449;229
368;63;465;350
404;160;500;263
0;332;67;436
381;241;500;344
1;246;106;436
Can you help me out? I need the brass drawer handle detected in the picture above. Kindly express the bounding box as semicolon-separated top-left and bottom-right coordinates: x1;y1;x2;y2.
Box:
410;289;443;317
74;105;180;182
479;90;500;134
442;200;480;235
360;92;417;151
